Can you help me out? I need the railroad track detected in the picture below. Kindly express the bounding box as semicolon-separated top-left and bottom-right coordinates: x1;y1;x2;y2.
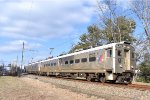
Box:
24;74;150;91
128;84;150;91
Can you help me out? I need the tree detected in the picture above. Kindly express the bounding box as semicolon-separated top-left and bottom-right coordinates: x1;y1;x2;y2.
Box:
139;53;150;82
144;53;150;62
0;65;3;71
70;16;136;53
97;0;136;43
140;62;150;81
69;25;103;52
84;25;104;47
131;0;150;44
130;0;150;62
102;16;136;43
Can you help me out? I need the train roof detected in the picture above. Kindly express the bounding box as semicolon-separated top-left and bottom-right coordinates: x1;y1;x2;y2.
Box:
41;42;128;62
30;41;131;64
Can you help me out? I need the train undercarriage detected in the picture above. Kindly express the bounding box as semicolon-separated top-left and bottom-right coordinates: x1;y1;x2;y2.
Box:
28;71;134;84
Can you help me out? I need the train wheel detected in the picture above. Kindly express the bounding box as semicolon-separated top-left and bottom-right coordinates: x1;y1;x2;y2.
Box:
125;77;133;84
100;76;106;83
116;76;123;83
87;75;92;82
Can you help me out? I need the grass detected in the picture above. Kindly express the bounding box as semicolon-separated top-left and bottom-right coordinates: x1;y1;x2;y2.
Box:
0;76;36;100
0;76;60;100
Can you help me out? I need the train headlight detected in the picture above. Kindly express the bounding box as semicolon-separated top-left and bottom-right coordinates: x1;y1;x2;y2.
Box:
120;65;123;68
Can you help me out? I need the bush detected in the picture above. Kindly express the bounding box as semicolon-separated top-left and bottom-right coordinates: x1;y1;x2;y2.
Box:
138;61;150;83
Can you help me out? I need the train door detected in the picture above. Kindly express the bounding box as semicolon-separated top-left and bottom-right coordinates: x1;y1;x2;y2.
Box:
130;47;136;70
124;49;130;70
105;48;113;70
124;46;135;71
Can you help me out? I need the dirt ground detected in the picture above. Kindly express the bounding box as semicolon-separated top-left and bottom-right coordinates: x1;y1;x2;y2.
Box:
0;76;103;100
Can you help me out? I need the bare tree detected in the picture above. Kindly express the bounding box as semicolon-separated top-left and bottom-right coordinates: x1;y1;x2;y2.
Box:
133;33;149;62
131;0;150;63
131;0;150;45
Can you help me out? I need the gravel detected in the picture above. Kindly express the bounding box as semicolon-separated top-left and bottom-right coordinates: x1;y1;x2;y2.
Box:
26;75;150;100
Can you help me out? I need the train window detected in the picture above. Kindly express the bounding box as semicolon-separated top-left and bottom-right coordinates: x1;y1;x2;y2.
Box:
70;60;74;64
107;49;112;57
54;63;56;66
81;58;87;63
65;61;68;64
118;50;122;56
89;57;96;62
51;63;53;66
75;59;80;63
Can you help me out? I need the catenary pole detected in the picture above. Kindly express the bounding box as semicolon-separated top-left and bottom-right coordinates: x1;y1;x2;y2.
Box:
21;42;25;74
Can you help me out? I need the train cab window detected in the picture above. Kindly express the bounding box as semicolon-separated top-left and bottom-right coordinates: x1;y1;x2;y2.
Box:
89;57;96;62
118;50;122;56
81;58;87;63
107;49;112;57
70;60;74;64
75;59;80;63
65;61;68;64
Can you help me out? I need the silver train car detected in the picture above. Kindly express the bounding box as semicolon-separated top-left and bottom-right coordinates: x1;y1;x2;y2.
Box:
26;41;136;84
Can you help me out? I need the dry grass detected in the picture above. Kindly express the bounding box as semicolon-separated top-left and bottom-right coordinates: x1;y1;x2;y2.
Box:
0;76;103;100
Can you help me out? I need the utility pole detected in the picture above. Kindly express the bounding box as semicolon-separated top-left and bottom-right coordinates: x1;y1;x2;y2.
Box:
16;55;18;67
21;42;25;74
16;55;18;73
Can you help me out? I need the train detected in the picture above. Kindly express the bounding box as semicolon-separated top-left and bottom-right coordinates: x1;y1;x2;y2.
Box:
26;41;136;84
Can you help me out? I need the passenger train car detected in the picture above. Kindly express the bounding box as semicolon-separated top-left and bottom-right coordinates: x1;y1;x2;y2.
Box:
26;41;136;84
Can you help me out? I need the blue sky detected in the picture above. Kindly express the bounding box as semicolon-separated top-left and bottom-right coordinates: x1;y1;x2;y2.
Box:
0;0;143;66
